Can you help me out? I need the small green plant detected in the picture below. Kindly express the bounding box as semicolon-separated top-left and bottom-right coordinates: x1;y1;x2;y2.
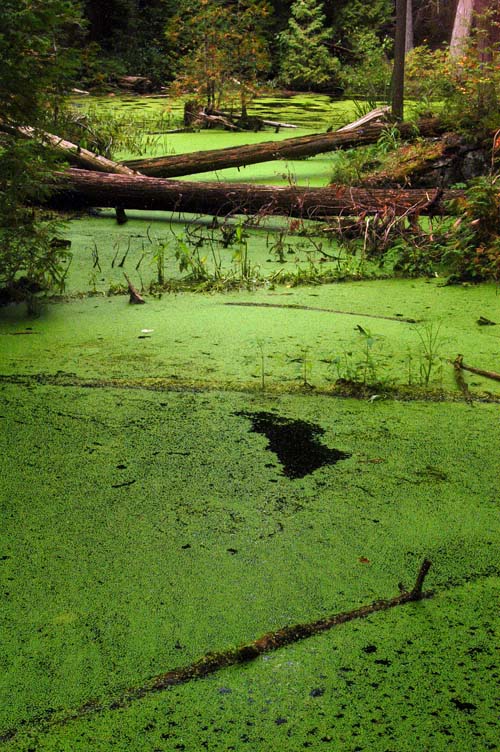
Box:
415;322;443;387
152;239;167;286
377;125;402;155
288;347;313;388
256;339;267;390
328;328;389;387
174;237;209;282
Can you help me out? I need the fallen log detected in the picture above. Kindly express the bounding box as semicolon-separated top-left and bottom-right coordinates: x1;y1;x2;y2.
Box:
336;106;390;132
454;355;500;383
123;118;445;178
50;169;463;220
0;122;138;176
0;560;432;742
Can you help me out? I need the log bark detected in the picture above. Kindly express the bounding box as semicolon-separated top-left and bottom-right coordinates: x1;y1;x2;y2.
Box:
123;118;445;178
0;122;138;176
51;168;463;220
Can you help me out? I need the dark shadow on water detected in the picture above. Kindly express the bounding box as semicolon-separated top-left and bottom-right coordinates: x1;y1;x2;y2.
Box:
236;411;351;479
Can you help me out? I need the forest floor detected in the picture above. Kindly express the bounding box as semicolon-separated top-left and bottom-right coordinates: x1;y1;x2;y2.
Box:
0;94;498;751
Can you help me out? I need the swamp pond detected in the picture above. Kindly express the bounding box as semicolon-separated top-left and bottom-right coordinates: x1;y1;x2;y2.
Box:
0;93;499;751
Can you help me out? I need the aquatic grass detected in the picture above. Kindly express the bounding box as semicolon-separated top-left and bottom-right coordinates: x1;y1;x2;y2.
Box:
415;321;445;387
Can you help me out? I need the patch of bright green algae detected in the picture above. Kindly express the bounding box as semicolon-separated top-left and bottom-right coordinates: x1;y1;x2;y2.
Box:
47;213;355;296
72;93;360;185
4;579;497;751
1;279;499;396
0;384;499;748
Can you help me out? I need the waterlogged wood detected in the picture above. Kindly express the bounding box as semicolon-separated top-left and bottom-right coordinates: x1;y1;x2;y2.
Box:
0;123;137;176
0;560;432;742
224;301;419;323
454;355;500;383
124;274;146;304
336;106;390;132
53;169;460;219
123;118;444;178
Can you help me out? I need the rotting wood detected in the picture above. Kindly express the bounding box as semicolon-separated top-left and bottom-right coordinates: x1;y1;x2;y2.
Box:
122;118;445;178
224;301;419;323
454;355;500;383
50;169;462;220
0;560;432;742
0;122;138;176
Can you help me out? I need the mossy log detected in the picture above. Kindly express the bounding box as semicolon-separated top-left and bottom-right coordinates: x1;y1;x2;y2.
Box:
123;118;445;178
52;168;462;220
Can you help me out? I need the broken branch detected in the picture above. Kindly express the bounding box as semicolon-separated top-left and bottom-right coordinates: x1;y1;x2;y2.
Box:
124;274;145;304
454;356;500;383
0;560;432;742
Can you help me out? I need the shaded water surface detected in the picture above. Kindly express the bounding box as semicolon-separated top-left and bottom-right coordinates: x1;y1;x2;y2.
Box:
236;411;351;479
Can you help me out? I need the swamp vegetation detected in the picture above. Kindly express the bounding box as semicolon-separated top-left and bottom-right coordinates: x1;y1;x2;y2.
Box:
1;1;500;750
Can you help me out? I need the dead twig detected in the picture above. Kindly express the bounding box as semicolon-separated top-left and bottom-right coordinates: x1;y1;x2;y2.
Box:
124;273;145;304
224;301;418;323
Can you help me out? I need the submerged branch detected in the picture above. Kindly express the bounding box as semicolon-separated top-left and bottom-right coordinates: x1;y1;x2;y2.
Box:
224;301;419;323
455;356;500;383
0;561;432;742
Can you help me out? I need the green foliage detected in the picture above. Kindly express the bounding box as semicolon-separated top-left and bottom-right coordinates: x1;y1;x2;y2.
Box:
0;0;84;128
278;0;339;91
441;176;500;281
330;0;392;41
81;0;175;85
58;106;146;159
406;38;500;132
166;0;271;111
0;141;71;305
339;30;392;100
0;0;83;304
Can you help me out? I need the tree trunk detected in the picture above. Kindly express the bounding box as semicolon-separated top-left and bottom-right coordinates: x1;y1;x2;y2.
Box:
406;0;414;54
0;123;138;176
50;168;462;220
392;0;408;120
123;119;444;178
450;0;475;56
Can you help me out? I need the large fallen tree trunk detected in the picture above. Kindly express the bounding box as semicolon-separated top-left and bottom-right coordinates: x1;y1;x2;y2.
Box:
51;168;462;220
123;118;445;178
0;122;137;176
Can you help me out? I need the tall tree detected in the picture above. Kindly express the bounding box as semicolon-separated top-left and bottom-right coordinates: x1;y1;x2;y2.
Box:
392;0;408;119
278;0;339;90
406;0;414;53
450;0;475;55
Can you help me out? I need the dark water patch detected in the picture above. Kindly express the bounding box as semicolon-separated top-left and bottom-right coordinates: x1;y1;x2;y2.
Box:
236;411;350;479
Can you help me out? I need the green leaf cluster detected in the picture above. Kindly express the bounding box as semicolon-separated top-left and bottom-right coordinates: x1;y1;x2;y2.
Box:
278;0;339;90
0;1;83;304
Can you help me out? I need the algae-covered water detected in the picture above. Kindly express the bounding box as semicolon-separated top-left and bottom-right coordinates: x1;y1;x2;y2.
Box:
0;94;499;751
